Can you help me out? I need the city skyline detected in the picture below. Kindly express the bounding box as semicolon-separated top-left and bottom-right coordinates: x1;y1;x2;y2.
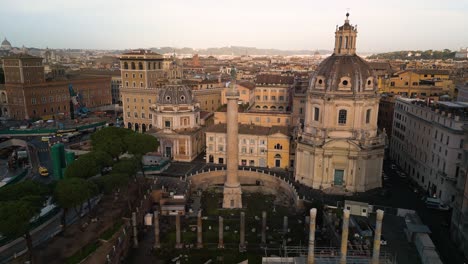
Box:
1;0;467;52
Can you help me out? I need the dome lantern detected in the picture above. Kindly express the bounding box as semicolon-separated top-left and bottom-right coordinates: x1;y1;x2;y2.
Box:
333;13;357;56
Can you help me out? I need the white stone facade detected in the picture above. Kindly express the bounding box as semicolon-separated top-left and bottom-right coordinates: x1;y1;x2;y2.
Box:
390;97;468;204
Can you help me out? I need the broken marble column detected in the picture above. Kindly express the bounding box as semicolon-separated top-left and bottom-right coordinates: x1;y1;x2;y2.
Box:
372;210;385;264
261;211;267;244
340;209;350;264
239;212;246;251
154;211;161;249
175;214;182;249
283;216;288;234
197;210;203;248
308;208;317;264
218;216;224;249
132;212;138;248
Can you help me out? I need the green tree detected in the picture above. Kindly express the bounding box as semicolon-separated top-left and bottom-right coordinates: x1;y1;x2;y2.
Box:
124;133;159;176
64;151;112;179
95;173;130;194
0;181;50;263
54;178;96;231
91;127;131;160
112;158;138;176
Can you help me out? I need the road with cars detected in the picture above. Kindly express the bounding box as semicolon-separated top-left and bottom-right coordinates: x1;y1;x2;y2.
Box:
380;160;466;264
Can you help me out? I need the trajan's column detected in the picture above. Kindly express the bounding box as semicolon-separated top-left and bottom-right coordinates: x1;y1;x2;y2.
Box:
222;67;242;208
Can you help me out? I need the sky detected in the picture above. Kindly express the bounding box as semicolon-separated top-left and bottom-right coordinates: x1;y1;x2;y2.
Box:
0;0;467;52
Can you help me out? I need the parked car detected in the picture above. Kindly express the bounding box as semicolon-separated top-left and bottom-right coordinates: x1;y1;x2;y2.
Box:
424;197;450;211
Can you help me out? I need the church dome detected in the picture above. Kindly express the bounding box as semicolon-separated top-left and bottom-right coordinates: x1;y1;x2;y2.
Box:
1;38;12;50
157;85;194;105
309;13;377;94
310;54;377;93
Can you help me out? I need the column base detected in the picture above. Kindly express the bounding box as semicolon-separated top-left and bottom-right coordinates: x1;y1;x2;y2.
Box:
222;184;242;209
175;243;183;249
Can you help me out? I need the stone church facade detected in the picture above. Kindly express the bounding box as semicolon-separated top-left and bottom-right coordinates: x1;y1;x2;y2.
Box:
294;14;385;193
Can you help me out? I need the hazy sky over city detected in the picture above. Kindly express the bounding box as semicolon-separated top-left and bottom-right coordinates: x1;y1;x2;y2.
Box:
1;0;467;52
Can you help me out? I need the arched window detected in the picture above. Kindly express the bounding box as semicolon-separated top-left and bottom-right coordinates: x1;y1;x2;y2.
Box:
274;154;281;158
274;143;283;150
338;109;347;125
131;62;136;70
138;62;143;70
366;109;371;124
271;106;276;109
262;106;268;109
256;105;261;109
124;62;128;69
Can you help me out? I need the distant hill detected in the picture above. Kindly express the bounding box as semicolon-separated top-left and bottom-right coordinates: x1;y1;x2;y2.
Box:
368;49;456;60
150;46;332;56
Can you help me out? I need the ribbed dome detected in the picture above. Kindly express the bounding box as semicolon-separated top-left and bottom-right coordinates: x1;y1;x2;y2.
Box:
310;54;377;93
157;85;194;105
1;38;11;49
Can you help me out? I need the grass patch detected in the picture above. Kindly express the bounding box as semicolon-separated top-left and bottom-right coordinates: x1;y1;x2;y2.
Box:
99;219;123;241
65;241;100;264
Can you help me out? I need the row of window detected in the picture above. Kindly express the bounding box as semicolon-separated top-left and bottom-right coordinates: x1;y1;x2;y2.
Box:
123;61;162;70
127;112;153;119
312;108;372;125
31;94;68;104
255;95;286;101
126;98;153;104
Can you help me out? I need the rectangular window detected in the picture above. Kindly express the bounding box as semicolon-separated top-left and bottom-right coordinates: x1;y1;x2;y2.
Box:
271;96;276;100
241;147;246;153
366;109;371;124
209;137;214;142
149;113;152;119
338;110;347;125
141;113;145;118
218;145;224;152
31;98;36;104
165;121;171;128
127;112;130;117
314;107;320;121
134;112;138;118
279;96;284;101
208;145;213;151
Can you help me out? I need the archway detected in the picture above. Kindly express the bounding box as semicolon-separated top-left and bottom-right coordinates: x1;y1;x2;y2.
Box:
128;122;132;129
134;123;139;132
142;124;147;133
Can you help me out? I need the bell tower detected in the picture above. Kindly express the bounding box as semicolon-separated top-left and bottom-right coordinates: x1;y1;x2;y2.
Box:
333;13;358;55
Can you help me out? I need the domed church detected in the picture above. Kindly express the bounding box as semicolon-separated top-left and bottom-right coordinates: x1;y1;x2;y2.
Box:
294;14;385;193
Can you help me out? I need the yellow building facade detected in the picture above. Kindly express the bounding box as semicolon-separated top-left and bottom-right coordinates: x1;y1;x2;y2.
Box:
205;124;290;169
379;69;454;98
213;111;291;127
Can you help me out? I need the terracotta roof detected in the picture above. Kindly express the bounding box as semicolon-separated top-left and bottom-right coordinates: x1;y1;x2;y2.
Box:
237;80;256;90
413;69;450;75
206;123;288;136
255;74;295;85
2;54;41;59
